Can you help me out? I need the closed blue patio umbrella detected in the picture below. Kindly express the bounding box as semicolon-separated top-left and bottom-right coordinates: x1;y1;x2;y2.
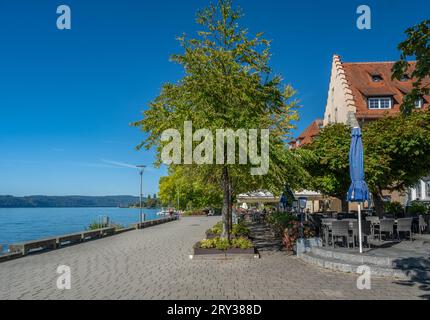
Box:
347;127;369;253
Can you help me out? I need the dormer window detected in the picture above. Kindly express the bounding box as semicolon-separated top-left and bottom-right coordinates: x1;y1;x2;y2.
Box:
368;97;392;109
400;74;410;82
415;98;424;109
371;74;383;82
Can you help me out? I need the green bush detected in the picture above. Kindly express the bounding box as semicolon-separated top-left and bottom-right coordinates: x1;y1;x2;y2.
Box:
87;221;124;230
199;237;230;250
231;237;253;249
208;221;223;235
384;201;404;217
409;201;429;216
232;223;250;237
198;237;253;250
183;210;206;216
267;212;298;236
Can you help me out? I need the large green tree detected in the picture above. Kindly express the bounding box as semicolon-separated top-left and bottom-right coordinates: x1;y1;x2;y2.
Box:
303;111;430;216
392;20;430;114
134;0;298;239
300;124;351;212
158;166;222;210
363;110;430;216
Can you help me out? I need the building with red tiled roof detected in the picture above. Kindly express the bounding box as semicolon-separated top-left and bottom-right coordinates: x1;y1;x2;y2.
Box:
321;55;430;205
323;55;430;126
289;119;323;149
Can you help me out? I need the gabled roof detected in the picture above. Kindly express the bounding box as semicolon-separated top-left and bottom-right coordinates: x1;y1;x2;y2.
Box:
290;119;323;147
342;61;430;119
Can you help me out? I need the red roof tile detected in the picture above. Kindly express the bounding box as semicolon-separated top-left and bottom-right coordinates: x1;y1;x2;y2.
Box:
342;61;430;119
291;119;323;148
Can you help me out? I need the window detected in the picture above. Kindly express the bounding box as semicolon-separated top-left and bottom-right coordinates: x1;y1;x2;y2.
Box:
416;182;422;199
415;98;424;109
368;97;392;109
400;74;410;82
371;75;383;82
426;181;430;198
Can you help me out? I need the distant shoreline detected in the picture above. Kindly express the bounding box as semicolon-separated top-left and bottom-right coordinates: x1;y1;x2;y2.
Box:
0;195;142;209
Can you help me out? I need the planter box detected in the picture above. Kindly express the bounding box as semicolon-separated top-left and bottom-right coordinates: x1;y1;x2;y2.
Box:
225;247;256;255
193;242;258;260
193;243;225;256
295;237;322;256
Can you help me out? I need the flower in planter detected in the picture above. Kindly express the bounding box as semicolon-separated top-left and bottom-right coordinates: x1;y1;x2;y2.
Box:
282;221;316;252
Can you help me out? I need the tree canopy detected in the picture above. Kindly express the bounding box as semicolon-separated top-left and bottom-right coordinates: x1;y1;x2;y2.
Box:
392;20;430;114
133;0;299;238
302;110;430;216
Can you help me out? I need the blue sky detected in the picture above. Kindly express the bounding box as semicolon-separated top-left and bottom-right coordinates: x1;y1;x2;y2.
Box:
0;0;428;196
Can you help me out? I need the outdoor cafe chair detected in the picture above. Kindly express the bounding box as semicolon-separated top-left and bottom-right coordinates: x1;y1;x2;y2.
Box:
419;215;428;234
351;220;371;249
365;216;380;237
331;220;352;248
397;218;413;241
321;218;335;246
378;219;395;241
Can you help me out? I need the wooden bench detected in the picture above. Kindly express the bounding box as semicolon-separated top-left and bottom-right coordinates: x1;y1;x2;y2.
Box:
9;238;58;255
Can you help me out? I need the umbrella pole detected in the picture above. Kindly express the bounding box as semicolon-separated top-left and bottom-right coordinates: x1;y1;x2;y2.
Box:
358;203;363;254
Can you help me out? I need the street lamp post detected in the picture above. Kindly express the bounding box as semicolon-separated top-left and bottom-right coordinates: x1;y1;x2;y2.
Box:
298;197;308;240
137;165;146;223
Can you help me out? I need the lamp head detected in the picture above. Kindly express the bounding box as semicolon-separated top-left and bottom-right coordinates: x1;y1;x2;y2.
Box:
298;197;307;209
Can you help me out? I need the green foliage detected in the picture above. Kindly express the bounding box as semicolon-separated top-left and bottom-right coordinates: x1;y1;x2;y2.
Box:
199;237;230;250
183;210;207;217
301;124;351;201
198;236;253;250
409;201;429;216
158;166;222;210
87;222;105;230
302;111;430;215
208;221;250;237
231;237;253;249
384;201;404;215
267;212;298;236
363;111;430;194
208;221;223;235
133;0;300;238
392;20;430;115
282;220;315;251
87;221;124;230
231;221;250;237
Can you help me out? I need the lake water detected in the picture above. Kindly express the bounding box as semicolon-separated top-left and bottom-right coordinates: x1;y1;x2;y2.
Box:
0;207;160;252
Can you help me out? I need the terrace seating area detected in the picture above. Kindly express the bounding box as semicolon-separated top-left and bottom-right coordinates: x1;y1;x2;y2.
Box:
319;213;426;249
298;211;430;281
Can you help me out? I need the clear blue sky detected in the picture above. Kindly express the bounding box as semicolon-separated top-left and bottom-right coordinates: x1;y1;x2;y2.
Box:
0;0;428;196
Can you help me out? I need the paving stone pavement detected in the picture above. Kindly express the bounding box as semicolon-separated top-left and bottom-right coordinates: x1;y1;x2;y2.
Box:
0;217;427;300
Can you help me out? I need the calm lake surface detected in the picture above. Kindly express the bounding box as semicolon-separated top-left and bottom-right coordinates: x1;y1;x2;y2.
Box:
0;207;160;252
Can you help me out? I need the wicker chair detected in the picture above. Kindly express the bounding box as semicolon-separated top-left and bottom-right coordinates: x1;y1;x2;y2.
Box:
397;218;413;241
331;221;351;248
351;220;371;248
321;219;336;246
378;219;395;241
365;216;380;238
419;215;428;234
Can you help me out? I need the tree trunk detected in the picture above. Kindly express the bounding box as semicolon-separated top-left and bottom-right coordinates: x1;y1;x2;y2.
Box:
372;191;385;218
228;180;233;233
221;166;231;240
